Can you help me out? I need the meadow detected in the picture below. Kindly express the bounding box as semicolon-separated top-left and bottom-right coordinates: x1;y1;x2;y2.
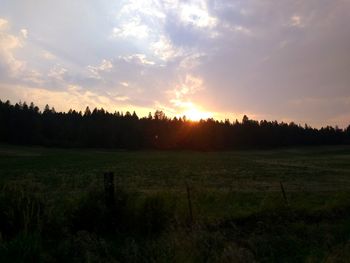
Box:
1;145;350;262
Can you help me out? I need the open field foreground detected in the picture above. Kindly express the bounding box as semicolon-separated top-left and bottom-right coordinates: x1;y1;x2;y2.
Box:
1;145;350;262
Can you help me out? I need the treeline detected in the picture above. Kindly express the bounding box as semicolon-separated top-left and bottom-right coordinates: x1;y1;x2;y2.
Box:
0;100;349;150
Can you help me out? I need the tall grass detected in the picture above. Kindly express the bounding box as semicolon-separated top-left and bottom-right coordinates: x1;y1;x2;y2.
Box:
1;146;350;262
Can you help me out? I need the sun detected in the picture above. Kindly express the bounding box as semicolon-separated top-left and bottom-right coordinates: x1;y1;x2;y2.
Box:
182;106;212;121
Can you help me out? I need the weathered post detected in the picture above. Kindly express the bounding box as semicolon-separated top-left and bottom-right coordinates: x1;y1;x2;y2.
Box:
280;181;289;206
186;183;194;227
104;172;115;206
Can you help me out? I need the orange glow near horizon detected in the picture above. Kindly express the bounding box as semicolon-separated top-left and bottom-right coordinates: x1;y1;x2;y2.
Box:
179;105;212;121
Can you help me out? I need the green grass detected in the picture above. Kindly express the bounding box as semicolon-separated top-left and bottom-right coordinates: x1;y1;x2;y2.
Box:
1;145;350;262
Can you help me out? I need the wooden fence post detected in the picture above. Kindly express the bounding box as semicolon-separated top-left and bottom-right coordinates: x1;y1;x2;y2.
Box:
104;172;115;206
280;181;289;206
186;183;194;227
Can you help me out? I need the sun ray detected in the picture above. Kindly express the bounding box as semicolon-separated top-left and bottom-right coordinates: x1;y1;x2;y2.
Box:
180;105;212;121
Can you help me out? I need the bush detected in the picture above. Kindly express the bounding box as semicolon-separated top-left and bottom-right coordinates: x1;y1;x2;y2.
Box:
0;183;44;240
137;195;173;237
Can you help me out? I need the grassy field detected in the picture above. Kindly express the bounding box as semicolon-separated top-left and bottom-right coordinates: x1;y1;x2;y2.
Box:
1;145;350;262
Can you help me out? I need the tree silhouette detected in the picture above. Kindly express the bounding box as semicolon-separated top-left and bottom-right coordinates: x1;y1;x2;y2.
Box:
0;100;348;150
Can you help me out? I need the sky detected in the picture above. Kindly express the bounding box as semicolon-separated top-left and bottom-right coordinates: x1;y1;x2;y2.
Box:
0;0;349;127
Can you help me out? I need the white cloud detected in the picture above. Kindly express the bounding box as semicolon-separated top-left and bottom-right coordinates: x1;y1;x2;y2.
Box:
118;0;166;20
150;35;181;61
1;1;350;126
290;15;303;27
167;74;205;112
179;1;217;29
120;54;155;65
179;53;205;70
0;19;42;85
233;25;251;35
106;91;129;101
120;81;129;87
0;18;25;75
20;29;28;38
98;59;113;71
111;17;150;39
0;83;152;116
42;50;56;60
110;0;214;64
220;22;252;37
175;74;204;97
23;69;43;84
0;18;9;30
48;65;67;81
87;59;113;79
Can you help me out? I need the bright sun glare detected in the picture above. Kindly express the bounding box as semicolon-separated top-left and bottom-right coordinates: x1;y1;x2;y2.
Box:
181;106;212;121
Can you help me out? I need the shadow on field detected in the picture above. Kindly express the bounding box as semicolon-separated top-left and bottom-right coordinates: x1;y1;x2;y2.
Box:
1;179;350;262
0;180;174;262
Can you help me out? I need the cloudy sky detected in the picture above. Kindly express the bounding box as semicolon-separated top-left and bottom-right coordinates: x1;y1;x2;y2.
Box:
0;0;349;127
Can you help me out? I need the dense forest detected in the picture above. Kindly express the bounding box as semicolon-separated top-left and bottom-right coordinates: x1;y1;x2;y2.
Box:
0;100;349;150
